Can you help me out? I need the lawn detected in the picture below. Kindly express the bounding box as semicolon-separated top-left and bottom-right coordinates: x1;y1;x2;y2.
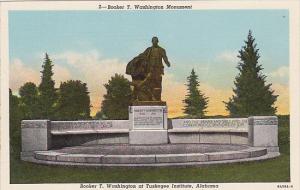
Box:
10;116;290;183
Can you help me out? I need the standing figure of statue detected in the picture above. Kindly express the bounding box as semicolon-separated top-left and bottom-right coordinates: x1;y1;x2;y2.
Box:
126;37;171;104
143;37;171;101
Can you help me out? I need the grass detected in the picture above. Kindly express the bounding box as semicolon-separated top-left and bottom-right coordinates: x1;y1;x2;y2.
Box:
10;116;290;183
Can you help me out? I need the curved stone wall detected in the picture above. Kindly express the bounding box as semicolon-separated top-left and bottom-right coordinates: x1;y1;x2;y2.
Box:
21;116;279;157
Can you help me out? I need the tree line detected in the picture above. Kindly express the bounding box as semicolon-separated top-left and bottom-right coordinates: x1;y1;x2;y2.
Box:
183;31;277;118
11;54;91;121
10;31;278;122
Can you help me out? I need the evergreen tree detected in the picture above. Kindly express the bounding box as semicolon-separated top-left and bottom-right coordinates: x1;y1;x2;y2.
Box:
56;80;91;120
100;74;132;120
19;82;40;119
225;30;278;117
38;53;57;119
183;69;208;118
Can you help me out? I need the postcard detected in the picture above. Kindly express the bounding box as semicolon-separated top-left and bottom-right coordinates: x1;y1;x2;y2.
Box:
0;1;299;190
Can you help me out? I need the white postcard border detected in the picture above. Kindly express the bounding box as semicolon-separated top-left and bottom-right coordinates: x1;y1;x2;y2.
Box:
1;1;299;190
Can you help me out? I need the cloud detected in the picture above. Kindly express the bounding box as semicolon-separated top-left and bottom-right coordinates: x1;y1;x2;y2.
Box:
271;83;289;115
267;65;289;86
162;74;186;117
269;66;289;78
54;51;233;117
189;50;239;89
10;58;73;94
215;50;239;64
201;83;233;115
53;50;128;115
9;58;40;93
10;51;289;117
53;64;72;87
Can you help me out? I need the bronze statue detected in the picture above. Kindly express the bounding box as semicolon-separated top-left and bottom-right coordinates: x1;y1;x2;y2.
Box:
126;37;171;105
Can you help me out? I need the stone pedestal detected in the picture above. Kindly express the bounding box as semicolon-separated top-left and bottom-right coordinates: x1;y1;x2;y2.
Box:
129;106;168;144
248;116;279;151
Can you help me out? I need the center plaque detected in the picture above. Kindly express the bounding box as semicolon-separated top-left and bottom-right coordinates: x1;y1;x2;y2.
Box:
129;106;168;144
129;106;167;130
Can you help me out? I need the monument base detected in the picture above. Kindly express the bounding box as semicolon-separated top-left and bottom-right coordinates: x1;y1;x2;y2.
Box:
129;130;168;144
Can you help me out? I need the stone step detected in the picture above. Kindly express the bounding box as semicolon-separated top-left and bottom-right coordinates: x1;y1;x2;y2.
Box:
34;147;267;164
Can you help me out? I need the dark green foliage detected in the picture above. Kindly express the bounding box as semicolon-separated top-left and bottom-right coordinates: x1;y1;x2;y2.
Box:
225;31;278;117
19;82;40;119
183;69;208;118
38;53;57;119
94;111;105;119
9;89;23;159
278;115;290;154
100;74;132;120
55;80;91;120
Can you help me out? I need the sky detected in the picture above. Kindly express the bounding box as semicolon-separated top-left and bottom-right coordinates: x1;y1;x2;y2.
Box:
9;10;289;117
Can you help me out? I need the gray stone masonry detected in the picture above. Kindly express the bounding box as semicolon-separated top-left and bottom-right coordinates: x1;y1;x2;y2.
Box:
51;120;129;134
20;115;279;156
170;118;248;131
32;146;269;165
248;116;278;148
168;131;248;145
129;130;168;144
21;120;51;152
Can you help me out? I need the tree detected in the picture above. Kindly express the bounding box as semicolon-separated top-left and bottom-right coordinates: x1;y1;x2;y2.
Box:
225;30;278;117
19;82;40;119
9;89;23;159
183;69;209;118
100;74;132;120
38;53;57;119
56;80;91;120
